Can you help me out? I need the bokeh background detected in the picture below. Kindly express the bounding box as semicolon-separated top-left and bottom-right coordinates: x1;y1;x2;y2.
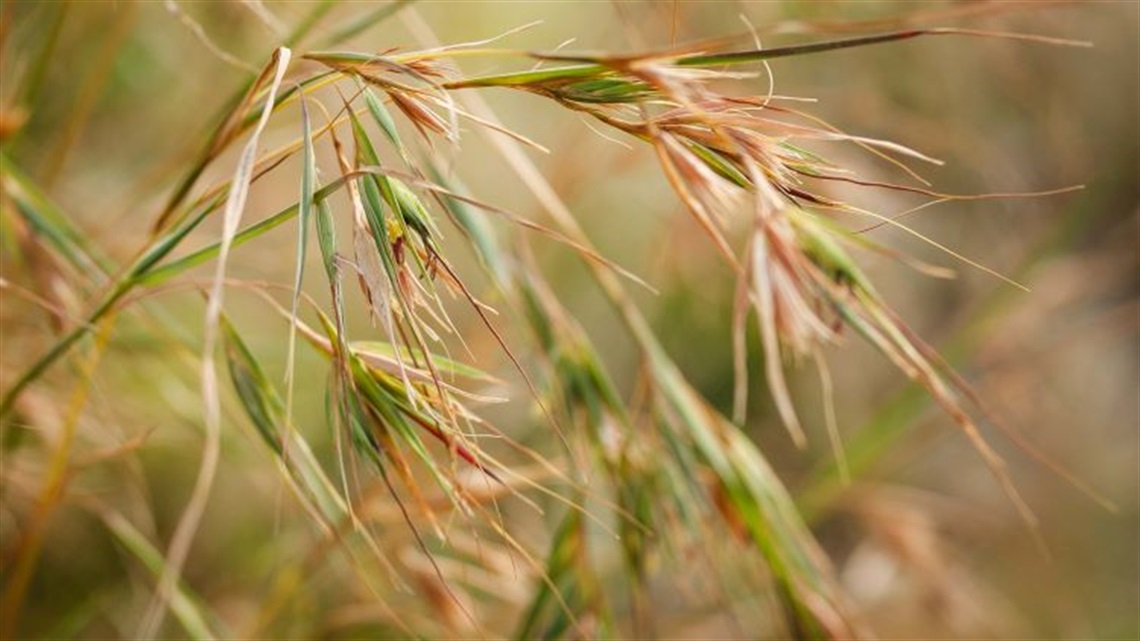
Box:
2;2;1137;639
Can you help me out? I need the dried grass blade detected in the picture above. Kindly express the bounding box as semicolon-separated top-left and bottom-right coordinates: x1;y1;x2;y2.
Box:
138;46;291;641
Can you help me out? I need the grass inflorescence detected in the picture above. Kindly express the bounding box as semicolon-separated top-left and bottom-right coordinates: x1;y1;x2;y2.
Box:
0;4;1115;639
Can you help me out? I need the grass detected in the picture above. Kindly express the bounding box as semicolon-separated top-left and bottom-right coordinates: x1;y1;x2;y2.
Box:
1;2;1135;639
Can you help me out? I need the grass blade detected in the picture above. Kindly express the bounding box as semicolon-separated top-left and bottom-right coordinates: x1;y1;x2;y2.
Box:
101;511;224;641
138;46;292;641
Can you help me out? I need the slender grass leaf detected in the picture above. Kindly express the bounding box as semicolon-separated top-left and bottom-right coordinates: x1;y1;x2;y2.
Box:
137;181;346;287
101;511;224;641
1;155;107;276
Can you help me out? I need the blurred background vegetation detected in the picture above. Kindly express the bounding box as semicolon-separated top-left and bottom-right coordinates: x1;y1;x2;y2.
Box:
1;1;1136;639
